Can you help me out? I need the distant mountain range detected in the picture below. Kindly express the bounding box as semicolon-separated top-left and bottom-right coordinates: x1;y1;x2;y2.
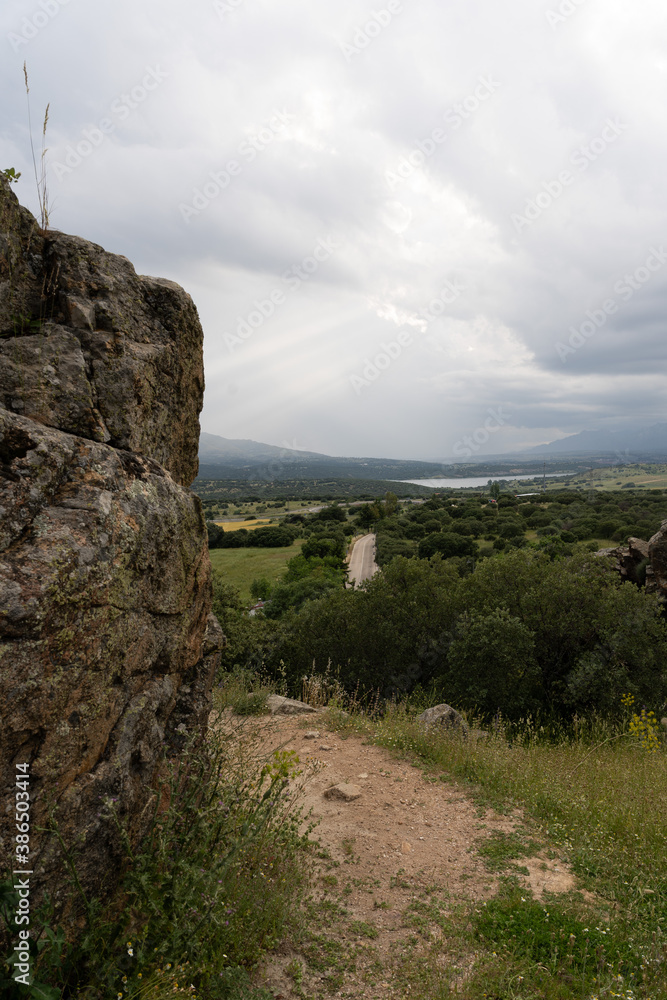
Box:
524;423;667;458
197;432;554;482
197;432;448;481
198;432;325;463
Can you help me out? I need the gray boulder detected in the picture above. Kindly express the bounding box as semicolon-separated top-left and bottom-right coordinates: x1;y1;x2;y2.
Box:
267;694;318;715
646;520;667;606
595;537;650;586
417;703;468;733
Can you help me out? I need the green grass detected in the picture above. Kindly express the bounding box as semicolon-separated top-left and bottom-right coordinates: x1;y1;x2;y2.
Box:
325;702;667;998
477;830;539;873
209;539;304;604
556;463;667;492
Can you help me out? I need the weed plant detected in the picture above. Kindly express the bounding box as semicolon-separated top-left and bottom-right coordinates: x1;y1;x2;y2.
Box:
215;666;275;715
23;62;50;230
2;720;313;1000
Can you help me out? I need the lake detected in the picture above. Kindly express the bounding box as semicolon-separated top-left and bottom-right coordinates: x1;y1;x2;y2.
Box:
393;473;567;489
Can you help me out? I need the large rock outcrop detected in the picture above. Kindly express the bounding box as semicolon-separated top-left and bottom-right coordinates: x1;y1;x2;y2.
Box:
596;525;667;607
595;536;650;586
646;519;667;605
0;177;222;928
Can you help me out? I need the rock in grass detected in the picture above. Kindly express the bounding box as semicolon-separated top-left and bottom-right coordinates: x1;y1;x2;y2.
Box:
324;783;362;802
417;703;469;733
266;694;318;715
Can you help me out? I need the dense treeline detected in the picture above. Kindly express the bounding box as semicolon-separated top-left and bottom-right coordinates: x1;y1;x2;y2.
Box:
193;476;434;502
206;522;300;548
264;549;667;719
371;489;667;566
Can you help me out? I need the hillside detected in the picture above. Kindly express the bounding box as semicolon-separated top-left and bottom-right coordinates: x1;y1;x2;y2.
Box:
197;431;572;482
525;422;667;457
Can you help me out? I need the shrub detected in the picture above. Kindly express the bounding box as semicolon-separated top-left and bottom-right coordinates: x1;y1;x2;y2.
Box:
264;576;340;618
218;529;250;548
207;521;226;548
246;527;296;548
498;521;523;539
445;608;540;717
212;574;279;672
301;534;346;561
375;535;417;567
1;726;312;998
418;532;476;559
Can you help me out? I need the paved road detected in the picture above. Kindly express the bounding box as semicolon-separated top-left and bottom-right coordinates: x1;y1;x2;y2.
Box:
346;533;379;588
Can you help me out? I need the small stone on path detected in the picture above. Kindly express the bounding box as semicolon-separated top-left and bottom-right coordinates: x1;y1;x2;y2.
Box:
324;783;362;802
401;841;412;854
266;694;317;715
303;730;320;739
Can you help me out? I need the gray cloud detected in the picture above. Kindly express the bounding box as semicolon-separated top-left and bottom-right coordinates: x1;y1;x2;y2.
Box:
1;0;665;460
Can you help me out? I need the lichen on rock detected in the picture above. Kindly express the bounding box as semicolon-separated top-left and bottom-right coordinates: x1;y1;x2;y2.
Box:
0;175;222;931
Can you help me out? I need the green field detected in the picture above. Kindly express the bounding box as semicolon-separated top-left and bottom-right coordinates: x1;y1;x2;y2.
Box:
209;539;304;604
548;462;667;491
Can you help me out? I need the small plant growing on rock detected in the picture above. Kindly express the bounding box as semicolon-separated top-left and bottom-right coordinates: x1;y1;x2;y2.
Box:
23;62;50;230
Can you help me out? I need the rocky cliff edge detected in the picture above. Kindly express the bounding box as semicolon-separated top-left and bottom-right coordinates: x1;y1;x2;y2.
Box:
0;176;222;929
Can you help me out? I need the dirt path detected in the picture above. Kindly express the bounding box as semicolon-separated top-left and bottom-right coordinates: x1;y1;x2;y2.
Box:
248;710;582;999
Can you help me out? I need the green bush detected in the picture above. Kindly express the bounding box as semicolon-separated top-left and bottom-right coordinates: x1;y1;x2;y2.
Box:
444;607;540;717
246;527;296;548
1;728;312;999
207;521;226;548
418;532;476;559
301;533;346;560
212;575;279;672
264;576;340;619
375;534;418;566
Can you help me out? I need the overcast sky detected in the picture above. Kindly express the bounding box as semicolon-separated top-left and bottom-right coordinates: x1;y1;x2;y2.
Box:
1;0;666;461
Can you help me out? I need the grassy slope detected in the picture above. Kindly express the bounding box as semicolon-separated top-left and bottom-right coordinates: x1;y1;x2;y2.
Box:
324;703;667;999
209;539;304;604
549;463;667;492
